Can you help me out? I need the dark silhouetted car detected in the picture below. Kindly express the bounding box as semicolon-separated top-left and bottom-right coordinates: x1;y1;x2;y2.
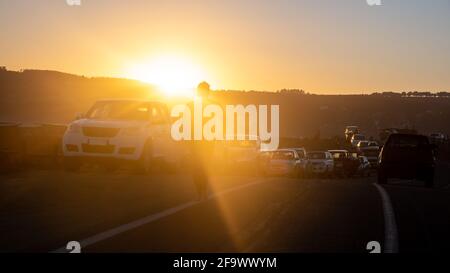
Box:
378;134;435;187
329;150;360;177
357;156;371;177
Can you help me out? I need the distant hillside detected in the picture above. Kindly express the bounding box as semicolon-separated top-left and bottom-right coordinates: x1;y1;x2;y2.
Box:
1;69;450;138
209;91;450;138
0;69;156;123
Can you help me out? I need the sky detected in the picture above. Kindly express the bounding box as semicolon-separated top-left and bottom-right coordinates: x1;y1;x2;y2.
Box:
0;0;449;93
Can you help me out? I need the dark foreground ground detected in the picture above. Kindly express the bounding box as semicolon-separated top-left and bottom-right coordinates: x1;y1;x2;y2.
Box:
0;162;449;253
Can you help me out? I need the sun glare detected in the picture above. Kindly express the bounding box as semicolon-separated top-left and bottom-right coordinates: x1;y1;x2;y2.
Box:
126;56;207;97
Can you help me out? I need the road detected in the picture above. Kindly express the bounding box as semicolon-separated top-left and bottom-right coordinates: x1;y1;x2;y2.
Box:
0;163;449;253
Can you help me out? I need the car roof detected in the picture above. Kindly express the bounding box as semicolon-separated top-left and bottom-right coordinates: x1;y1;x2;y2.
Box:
275;149;296;152
329;150;348;153
388;133;427;139
95;99;164;104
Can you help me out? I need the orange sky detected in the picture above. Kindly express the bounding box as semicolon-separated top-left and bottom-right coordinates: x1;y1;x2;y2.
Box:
0;0;449;93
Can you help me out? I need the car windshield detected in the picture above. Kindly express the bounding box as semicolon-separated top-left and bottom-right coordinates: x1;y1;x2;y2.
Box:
359;141;369;147
369;142;378;146
331;152;347;159
353;135;365;141
307;152;326;159
272;151;295;160
86;101;150;121
295;149;305;158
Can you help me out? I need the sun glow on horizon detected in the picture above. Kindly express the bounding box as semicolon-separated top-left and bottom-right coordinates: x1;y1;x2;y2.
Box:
126;55;208;97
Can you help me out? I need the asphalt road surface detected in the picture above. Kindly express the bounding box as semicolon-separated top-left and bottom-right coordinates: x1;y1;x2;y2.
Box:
0;163;449;253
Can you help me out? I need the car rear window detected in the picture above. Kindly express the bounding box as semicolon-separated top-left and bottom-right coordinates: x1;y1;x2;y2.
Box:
387;135;428;148
295;149;306;158
307;152;326;159
273;151;295;160
331;152;347;159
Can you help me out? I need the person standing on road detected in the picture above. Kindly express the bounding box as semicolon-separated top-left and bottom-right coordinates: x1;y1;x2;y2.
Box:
189;82;215;201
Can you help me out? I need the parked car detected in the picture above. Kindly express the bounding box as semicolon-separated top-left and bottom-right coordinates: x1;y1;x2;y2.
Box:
329;150;360;177
305;151;334;177
351;134;366;147
357;141;369;150
293;147;308;177
266;149;303;177
62;99;176;173
379;128;417;144
368;141;379;148
345;126;360;142
378;134;435;187
357;156;371;176
359;141;380;168
217;136;261;174
429;133;446;145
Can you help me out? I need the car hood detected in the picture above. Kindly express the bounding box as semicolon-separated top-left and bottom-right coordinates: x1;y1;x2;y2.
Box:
72;119;149;129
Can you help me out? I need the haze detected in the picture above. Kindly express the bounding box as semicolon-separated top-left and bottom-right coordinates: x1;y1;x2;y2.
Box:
0;0;449;93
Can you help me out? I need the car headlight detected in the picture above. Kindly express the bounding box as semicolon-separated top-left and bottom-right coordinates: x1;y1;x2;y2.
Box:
67;123;81;134
121;126;143;136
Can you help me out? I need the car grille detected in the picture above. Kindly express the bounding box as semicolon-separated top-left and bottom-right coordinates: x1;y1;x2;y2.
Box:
82;144;115;154
82;127;120;138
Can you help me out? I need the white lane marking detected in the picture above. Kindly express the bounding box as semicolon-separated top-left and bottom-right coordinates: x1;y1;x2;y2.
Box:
373;183;399;253
51;178;267;253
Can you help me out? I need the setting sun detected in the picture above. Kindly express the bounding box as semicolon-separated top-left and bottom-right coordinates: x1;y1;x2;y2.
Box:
126;56;207;97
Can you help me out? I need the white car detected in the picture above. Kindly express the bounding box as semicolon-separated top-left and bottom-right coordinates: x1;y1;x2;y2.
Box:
306;151;334;176
292;147;308;176
351;134;366;147
345;125;360;141
359;141;380;167
215;136;261;173
62;99;177;172
266;149;303;177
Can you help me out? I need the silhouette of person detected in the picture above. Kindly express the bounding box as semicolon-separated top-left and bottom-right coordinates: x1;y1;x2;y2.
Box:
189;82;215;201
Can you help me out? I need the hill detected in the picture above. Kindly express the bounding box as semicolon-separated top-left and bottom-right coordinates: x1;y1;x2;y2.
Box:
0;69;156;123
1;69;450;138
